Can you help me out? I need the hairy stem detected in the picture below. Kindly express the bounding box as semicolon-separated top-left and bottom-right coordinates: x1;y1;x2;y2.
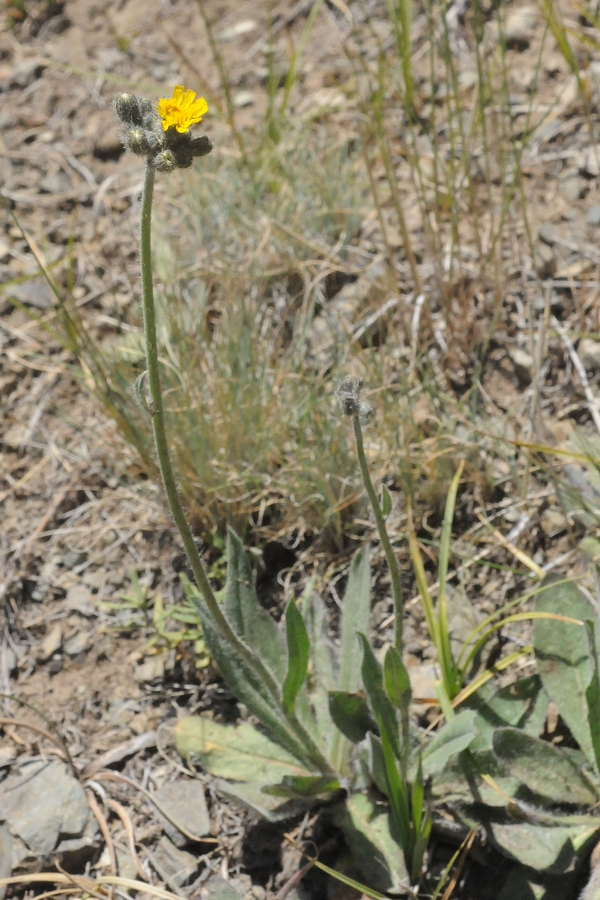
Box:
352;413;404;652
139;164;331;774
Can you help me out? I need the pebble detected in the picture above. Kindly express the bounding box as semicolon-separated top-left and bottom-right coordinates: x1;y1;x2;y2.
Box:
579;338;600;371
153;779;211;845
505;5;537;50
64;630;91;657
510;347;534;383
6;279;54;310
152;836;199;886
534;242;556;279
38;623;63;661
65;583;96;616
587;205;600;226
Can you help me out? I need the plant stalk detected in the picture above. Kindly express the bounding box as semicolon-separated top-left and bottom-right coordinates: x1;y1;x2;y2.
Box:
352;413;404;652
139;164;331;775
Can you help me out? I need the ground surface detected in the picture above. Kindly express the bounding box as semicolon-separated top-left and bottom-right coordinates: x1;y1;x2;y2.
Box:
3;0;600;898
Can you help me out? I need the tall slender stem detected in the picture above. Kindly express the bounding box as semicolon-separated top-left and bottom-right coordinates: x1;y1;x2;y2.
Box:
352;413;404;652
139;164;331;774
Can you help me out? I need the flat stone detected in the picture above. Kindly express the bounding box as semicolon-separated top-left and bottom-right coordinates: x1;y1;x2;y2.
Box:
538;223;562;246
65;584;95;617
7;279;54;310
64;630;91;657
540;508;568;537
153;779;211;846
587;205;600;226
0;759;99;868
152;836;199;886
134;656;165;682
579;338;600;371
200;875;244;900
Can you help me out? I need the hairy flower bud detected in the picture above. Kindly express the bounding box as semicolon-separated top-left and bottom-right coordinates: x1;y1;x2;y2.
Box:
124;126;151;156
114;92;143;125
190;135;213;158
337;378;372;418
151;149;177;173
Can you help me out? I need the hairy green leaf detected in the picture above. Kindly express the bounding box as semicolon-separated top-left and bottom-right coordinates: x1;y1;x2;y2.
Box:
282;599;310;713
339;549;371;693
383;646;411;709
332;794;409;893
192;603;308;762
174;716;311;783
467;675;548;752
329;690;377;743
359;635;400;760
224;529;285;680
421;709;477;776
492;728;599;807
533;578;597;769
262;774;340;799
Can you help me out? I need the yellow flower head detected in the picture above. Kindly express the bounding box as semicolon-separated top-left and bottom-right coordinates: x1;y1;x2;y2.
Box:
156;85;208;134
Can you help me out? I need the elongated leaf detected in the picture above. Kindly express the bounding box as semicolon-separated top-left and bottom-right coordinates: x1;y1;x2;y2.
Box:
383;646;411;709
193;602;308;763
174;716;310;783
302;590;337;755
421;709;477;776
224;529;285;680
488;818;599;873
331;794;409;893
359;635;411;850
430;748;522;807
467;675;548;752
365;733;388;796
211;777;306;823
586;620;600;774
329;691;377;743
282;599;310;713
380;483;393;517
492;728;599;807
534;578;597;768
359;635;400;761
339;549;371;693
262;774;340;799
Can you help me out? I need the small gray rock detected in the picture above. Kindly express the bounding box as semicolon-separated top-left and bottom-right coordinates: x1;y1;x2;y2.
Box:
7;279;54;311
0;759;99;870
505;5;537;49
579;338;600;371
153;779;211;847
587;205;600;226
65;584;95;617
64;630;91;657
534;242;556;279
152;836;199;886
200;875;244;900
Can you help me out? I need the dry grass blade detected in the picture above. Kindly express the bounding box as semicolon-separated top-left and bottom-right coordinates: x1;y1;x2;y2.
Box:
0;873;184;900
105;797;149;883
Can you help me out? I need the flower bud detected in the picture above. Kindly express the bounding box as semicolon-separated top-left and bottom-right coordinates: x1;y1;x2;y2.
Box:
151;149;177;173
124;126;151;156
190;135;212;158
114;92;143;125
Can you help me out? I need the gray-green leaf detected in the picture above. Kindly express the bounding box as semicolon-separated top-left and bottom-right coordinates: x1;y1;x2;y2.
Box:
282;599;310;713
